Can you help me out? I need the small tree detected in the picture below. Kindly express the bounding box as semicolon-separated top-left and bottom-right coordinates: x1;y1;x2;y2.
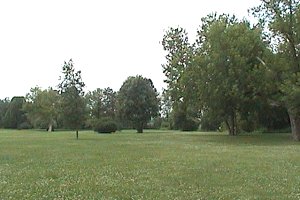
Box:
118;75;159;133
58;59;85;139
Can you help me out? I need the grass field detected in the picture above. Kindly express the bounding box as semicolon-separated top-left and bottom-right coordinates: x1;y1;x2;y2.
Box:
0;129;300;199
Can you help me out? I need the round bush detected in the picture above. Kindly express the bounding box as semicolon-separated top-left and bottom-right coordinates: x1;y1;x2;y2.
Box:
93;119;117;133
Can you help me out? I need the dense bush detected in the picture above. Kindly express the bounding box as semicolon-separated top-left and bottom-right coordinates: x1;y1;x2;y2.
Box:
181;117;199;131
93;118;117;133
172;109;199;131
17;122;33;130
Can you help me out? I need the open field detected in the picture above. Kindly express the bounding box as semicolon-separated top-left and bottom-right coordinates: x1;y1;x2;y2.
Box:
0;129;300;199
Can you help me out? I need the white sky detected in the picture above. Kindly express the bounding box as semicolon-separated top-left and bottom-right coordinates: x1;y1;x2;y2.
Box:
0;0;261;99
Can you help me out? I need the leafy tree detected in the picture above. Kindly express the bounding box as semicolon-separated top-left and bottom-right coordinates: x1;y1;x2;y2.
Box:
117;75;159;133
0;98;10;128
162;27;195;104
58;59;86;139
23;87;59;131
86;88;103;121
252;0;300;140
102;87;117;119
162;27;200;130
86;87;117;120
85;87;117;126
194;14;269;135
3;96;27;129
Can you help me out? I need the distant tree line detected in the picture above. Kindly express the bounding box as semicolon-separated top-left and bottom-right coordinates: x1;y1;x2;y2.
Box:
0;60;159;138
1;0;299;141
161;0;300;140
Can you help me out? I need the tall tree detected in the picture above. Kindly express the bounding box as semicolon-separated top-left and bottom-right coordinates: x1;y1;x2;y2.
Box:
118;75;159;133
58;59;86;139
252;0;300;140
162;27;199;130
162;27;194;104
195;14;269;135
23;87;59;131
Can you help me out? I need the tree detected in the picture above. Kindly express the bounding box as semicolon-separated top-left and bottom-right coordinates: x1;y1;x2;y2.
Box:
85;87;117;126
117;75;159;133
0;98;10;128
194;14;269;135
3;96;27;129
86;88;104;121
86;87;117;120
23;87;59;131
252;0;300;140
58;59;86;139
162;27;199;130
162;27;195;104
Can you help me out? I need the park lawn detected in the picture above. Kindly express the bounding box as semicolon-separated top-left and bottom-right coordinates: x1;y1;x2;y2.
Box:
0;129;299;199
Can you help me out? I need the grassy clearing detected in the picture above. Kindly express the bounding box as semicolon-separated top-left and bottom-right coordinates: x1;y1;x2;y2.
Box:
0;129;300;199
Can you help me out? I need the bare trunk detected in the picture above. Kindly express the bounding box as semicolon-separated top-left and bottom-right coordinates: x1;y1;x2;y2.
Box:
226;112;237;136
226;120;233;136
288;111;300;141
137;127;143;133
48;124;53;132
137;123;144;133
76;130;79;140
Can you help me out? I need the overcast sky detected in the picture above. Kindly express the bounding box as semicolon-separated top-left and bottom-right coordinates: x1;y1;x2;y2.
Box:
0;0;261;99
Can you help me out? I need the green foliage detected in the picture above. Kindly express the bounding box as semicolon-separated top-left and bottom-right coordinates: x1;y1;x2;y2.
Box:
23;87;59;131
199;109;222;131
1;130;300;199
162;27;195;104
85;87;117;121
192;14;269;135
117;75;159;133
93;118;117;133
252;0;300;140
161;27;199;130
0;98;10;128
58;59;86;138
17;121;33;130
3;96;27;129
172;107;199;131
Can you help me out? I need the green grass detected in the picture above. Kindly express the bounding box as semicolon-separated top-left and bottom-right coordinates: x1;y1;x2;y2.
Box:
0;129;300;199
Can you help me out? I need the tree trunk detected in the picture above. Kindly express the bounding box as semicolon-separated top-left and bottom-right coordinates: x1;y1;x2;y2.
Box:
76;130;79;140
225;120;233;136
137;123;143;133
288;110;300;141
226;111;238;136
48;123;53;132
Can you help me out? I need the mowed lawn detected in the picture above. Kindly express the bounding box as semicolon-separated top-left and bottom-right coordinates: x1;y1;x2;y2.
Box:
0;130;300;199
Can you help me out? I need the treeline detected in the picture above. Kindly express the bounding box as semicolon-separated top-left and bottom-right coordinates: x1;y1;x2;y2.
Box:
161;0;300;140
1;1;299;141
0;60;160;139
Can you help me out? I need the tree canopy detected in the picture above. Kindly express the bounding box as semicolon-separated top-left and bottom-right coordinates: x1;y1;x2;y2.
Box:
117;75;159;133
24;87;59;131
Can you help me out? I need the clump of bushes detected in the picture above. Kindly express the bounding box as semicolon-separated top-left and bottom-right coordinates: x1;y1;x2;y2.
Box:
93;118;117;134
17;121;33;130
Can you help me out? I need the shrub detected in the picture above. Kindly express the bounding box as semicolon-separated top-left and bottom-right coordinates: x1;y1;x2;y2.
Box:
18;122;33;130
173;110;199;131
181;117;199;131
93;118;117;134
